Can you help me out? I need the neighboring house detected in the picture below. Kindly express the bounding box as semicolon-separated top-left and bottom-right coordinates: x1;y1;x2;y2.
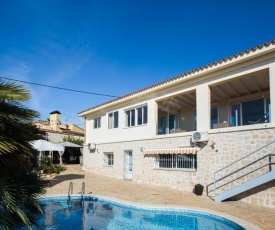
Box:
32;111;84;164
78;40;275;208
33;111;84;143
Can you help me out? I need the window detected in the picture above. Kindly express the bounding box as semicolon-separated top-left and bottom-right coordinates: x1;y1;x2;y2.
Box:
126;109;135;127
137;106;147;125
108;111;119;129
155;154;196;170
94;117;101;129
230;98;270;126
104;152;114;166
125;105;147;127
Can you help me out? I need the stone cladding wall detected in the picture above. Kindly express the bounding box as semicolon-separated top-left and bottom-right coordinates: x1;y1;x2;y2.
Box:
83;127;275;208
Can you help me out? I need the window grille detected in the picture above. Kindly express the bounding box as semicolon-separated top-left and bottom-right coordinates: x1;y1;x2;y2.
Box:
155;154;196;170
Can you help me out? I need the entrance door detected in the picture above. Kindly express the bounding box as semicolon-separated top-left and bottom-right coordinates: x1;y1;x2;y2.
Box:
124;150;133;180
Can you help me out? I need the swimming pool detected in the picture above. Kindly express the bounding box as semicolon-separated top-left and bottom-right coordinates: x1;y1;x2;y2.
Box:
36;196;245;229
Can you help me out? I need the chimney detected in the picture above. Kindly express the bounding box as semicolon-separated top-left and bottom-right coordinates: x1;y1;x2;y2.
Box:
49;111;61;131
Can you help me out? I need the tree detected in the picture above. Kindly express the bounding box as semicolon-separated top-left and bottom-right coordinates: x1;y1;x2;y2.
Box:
62;135;84;145
0;79;46;229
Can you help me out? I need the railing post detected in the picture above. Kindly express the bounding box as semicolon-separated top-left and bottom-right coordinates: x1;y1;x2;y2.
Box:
269;154;272;172
67;182;73;204
213;172;216;201
82;182;85;195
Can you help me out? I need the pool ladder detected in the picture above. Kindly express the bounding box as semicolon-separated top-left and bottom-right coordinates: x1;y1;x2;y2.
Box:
67;181;85;204
67;182;73;204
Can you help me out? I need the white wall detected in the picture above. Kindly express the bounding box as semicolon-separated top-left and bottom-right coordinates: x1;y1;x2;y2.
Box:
86;99;157;143
269;62;275;123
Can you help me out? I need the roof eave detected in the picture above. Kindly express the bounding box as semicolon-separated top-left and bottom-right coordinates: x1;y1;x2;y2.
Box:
78;40;275;117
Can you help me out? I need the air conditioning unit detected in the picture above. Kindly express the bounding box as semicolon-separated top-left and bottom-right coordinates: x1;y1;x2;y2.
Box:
88;143;96;150
191;131;208;143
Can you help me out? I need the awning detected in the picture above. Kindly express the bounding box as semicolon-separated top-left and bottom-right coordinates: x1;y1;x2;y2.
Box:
143;146;197;155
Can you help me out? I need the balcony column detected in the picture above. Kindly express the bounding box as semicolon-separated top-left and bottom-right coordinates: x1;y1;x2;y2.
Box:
196;84;211;131
269;64;275;123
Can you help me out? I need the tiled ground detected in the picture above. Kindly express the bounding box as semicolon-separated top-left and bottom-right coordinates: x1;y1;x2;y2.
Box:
44;166;275;230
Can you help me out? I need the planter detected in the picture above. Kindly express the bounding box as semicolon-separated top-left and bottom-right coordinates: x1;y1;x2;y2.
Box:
194;184;204;196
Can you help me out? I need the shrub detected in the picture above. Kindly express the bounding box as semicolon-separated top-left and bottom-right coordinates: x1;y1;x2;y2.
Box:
38;156;66;174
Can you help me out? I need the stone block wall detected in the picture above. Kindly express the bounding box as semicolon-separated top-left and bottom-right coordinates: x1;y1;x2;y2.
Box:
83;127;275;208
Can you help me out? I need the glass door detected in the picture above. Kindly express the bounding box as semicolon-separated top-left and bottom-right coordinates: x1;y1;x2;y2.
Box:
123;150;133;180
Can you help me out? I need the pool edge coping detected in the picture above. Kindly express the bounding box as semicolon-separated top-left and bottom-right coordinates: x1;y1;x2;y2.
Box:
42;194;261;230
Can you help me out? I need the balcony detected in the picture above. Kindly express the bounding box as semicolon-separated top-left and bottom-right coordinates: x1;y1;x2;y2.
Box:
210;69;270;129
157;90;196;135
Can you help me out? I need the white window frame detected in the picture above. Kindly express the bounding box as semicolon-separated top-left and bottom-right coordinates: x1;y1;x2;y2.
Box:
125;105;147;127
126;109;135;127
137;105;147;125
104;152;114;166
94;117;101;129
108;111;119;129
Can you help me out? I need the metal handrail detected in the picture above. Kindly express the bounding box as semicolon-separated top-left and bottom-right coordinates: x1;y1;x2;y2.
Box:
215;153;274;184
214;139;275;175
67;181;73;203
80;182;85;201
208;157;275;195
208;154;275;186
213;139;275;199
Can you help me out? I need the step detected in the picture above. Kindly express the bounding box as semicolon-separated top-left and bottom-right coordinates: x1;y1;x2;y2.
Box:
215;170;275;202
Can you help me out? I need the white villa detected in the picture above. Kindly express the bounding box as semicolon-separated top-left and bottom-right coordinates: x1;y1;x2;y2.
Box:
79;40;275;208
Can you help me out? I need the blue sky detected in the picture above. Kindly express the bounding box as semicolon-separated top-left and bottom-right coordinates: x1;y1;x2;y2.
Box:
0;0;274;128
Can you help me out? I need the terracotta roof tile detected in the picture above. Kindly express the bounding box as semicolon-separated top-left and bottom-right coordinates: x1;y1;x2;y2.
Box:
79;40;275;116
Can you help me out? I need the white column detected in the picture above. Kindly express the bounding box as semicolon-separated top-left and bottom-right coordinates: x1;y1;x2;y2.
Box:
269;64;275;123
147;99;157;135
196;84;211;131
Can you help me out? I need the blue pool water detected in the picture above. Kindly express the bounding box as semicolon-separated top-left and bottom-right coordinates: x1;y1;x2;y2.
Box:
35;196;245;230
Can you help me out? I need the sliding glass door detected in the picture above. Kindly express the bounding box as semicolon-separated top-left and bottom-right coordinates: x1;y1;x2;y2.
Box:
230;98;270;126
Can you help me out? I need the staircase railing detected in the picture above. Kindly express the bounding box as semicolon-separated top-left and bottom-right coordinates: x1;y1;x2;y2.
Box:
207;139;275;201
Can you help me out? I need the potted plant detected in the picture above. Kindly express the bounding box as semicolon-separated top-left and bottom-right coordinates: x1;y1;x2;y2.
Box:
194;184;204;196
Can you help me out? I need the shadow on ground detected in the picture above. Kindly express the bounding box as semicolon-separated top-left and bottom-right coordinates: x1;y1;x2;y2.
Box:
45;174;85;186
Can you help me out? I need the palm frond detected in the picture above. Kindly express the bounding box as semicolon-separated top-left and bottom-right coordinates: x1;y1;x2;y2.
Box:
0;80;30;102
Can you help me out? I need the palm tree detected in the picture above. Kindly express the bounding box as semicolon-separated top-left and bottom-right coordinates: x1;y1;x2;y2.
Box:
0;79;46;229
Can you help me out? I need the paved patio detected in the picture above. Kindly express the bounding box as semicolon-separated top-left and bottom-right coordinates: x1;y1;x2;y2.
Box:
44;166;275;230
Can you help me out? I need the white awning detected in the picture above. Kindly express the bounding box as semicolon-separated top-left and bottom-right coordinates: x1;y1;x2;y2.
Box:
143;146;197;155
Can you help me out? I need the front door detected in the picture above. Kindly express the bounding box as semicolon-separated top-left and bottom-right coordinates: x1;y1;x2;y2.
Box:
123;150;133;180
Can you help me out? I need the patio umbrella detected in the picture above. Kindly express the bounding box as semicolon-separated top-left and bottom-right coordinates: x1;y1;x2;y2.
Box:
58;142;82;147
30;140;65;151
30;140;65;165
